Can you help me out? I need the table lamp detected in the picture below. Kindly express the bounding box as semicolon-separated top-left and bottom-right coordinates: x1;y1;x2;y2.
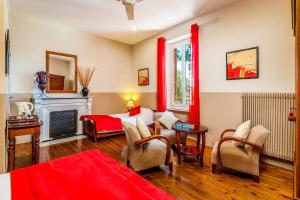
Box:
127;100;135;111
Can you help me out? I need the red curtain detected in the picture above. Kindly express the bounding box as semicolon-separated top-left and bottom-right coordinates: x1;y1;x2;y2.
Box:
157;37;166;112
189;24;200;125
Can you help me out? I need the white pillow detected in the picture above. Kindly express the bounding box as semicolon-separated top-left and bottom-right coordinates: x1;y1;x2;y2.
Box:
136;117;151;138
159;112;178;129
232;120;251;147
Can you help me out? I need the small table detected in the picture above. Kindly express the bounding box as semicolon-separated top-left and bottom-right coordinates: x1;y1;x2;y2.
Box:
172;124;208;166
7;119;43;171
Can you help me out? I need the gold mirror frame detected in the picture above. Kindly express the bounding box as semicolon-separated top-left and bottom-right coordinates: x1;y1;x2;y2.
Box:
46;51;78;93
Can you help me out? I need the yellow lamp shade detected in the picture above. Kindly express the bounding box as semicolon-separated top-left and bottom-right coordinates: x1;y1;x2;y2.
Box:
127;100;134;109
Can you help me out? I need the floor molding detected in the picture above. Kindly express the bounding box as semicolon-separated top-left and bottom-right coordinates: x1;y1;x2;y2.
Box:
40;135;87;147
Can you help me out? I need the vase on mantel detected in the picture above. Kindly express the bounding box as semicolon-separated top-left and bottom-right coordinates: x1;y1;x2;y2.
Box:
81;88;89;97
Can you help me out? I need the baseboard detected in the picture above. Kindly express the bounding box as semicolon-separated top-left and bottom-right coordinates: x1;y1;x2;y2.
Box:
40;135;87;147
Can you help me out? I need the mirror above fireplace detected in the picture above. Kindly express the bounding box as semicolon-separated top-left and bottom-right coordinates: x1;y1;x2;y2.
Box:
46;51;78;93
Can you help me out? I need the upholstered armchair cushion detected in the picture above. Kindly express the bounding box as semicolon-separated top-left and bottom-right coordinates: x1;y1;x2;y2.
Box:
160;129;187;146
136;117;151;138
123;122;142;143
211;141;259;176
154;112;165;121
245;125;270;159
159;112;178;129
132;139;173;171
154;111;187;146
123;122;173;172
232;120;251;147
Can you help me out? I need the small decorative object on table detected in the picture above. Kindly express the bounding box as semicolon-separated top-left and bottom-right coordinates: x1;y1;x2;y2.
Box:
35;71;48;97
8;115;38;124
175;123;195;131
77;66;95;97
14;102;34;117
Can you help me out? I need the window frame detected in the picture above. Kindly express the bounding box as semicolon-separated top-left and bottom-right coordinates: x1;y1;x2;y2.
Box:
166;37;191;112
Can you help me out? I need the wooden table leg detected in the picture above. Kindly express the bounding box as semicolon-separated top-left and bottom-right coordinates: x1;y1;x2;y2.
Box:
8;136;16;171
197;133;200;160
34;127;40;164
176;131;182;165
200;133;206;167
32;134;36;164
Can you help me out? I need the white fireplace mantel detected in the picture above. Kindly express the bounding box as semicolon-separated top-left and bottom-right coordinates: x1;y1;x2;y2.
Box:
32;95;92;142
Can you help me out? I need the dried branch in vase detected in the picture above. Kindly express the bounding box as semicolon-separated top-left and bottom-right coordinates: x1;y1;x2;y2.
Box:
77;66;95;88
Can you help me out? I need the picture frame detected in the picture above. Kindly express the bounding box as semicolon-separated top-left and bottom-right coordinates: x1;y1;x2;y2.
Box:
292;0;296;36
226;47;259;80
5;29;10;75
138;68;149;86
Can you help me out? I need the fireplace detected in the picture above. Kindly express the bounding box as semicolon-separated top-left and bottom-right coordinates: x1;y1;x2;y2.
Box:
50;110;78;139
33;95;93;143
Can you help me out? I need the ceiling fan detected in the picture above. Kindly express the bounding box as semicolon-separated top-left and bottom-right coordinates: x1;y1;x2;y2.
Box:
116;0;144;20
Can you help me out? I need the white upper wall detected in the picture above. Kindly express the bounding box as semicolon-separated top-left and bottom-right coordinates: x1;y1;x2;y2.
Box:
9;16;133;93
132;0;295;93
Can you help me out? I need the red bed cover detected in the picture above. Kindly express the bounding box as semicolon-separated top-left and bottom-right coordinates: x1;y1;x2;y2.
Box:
80;115;123;132
10;149;175;200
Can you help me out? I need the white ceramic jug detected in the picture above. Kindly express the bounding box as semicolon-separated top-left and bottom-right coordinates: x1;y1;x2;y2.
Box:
15;102;34;116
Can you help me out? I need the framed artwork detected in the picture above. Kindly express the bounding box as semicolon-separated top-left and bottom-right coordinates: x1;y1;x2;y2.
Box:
138;68;149;86
292;0;296;36
226;47;259;80
5;29;10;75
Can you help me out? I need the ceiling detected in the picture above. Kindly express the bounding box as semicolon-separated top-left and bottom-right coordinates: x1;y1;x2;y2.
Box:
11;0;242;45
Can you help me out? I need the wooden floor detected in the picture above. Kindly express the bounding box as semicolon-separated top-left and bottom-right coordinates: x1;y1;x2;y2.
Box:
15;136;293;200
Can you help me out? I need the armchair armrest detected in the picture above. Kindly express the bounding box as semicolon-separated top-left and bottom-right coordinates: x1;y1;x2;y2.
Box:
220;129;236;139
148;127;155;136
147;122;156;130
155;121;161;135
134;135;171;165
217;136;262;168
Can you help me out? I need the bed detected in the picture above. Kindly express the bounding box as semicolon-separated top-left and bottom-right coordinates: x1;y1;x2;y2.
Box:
82;107;154;141
1;149;175;200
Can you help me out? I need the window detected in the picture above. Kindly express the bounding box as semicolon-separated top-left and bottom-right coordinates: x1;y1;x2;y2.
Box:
167;38;191;110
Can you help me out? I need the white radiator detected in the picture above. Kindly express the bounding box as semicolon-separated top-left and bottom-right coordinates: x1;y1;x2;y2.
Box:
242;93;295;170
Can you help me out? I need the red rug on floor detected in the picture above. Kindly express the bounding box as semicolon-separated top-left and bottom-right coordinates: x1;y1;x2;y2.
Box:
10;149;175;200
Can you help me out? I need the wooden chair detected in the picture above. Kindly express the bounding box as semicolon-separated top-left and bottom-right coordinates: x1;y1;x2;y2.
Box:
211;125;270;183
123;122;173;174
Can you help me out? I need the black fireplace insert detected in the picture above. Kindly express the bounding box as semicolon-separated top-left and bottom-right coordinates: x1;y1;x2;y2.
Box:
49;110;78;139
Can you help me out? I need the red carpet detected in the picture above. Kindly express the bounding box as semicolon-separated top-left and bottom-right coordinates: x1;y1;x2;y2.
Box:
10;149;175;200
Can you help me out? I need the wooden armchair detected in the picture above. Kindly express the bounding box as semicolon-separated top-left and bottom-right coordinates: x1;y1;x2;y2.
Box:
211;125;270;183
153;112;187;146
123;122;173;174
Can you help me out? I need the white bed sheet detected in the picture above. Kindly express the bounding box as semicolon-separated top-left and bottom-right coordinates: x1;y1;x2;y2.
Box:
0;173;11;200
110;107;154;127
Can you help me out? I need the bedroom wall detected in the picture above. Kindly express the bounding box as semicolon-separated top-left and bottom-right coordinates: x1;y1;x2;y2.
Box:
131;0;295;146
9;9;134;143
0;0;9;173
9;7;135;110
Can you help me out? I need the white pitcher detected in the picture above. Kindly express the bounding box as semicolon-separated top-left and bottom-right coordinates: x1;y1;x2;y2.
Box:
15;102;34;116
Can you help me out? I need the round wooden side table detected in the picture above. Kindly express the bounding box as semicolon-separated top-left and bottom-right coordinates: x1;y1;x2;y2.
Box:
172;124;208;167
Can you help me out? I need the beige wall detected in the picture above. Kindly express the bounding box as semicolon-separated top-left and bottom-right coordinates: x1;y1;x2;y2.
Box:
131;0;295;146
9;8;133;94
136;92;242;147
0;0;9;174
132;0;295;93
